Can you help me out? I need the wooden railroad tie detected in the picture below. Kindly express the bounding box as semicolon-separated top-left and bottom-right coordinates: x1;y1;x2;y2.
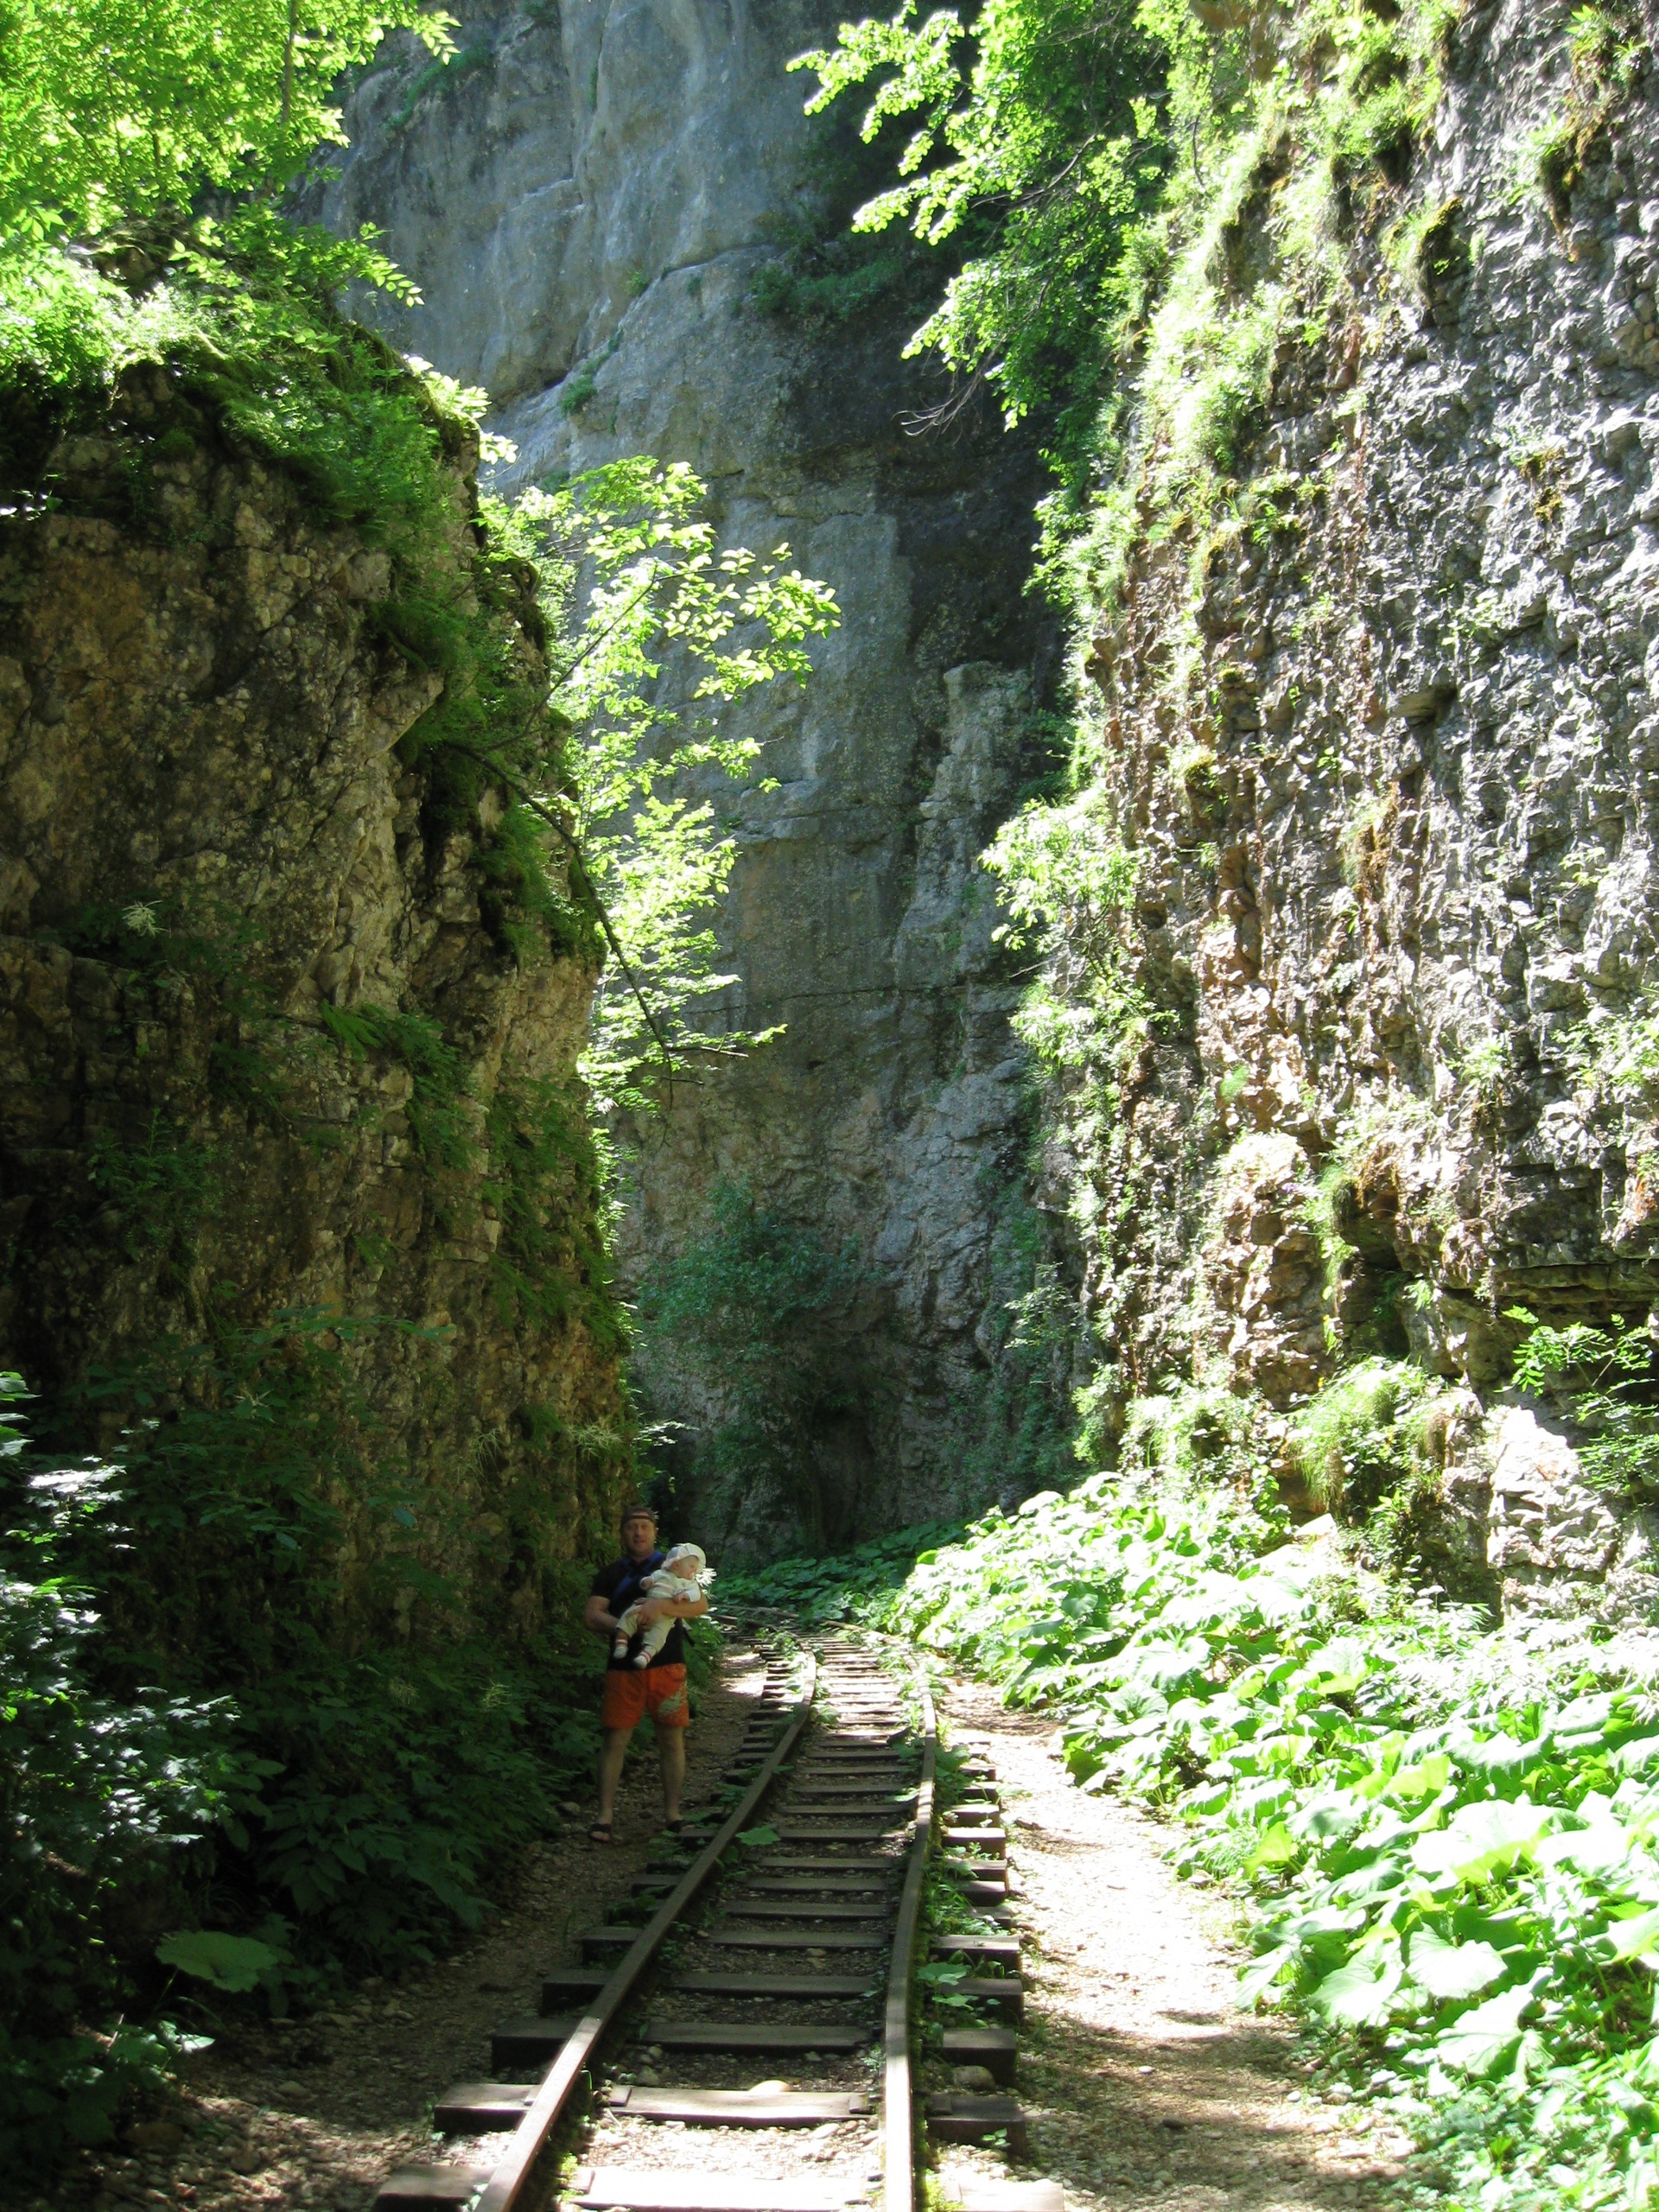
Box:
601;2086;870;2126
640;2018;874;2053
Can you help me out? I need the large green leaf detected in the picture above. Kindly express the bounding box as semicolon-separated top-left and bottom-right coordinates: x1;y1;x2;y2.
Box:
1448;1730;1545;1778
1389;1751;1451;1802
1310;1952;1402;2027
1244;1821;1298;1872
1536;1815;1633;1877
1238;1943;1298;2004
1412;1800;1554;1884
1434;1982;1537;2077
1604;1906;1659;1963
156;1930;281;1993
1408;1926;1507;2003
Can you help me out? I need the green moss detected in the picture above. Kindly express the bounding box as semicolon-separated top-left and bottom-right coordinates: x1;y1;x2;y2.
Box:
484;1077;621;1350
87;1112;219;1270
748;100;943;334
558;368;598;416
1522;3;1645;226
386;41;493;136
318;1001;476;1172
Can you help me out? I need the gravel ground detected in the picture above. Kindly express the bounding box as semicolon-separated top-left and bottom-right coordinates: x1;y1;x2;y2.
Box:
17;1649;771;2212
930;1672;1414;2212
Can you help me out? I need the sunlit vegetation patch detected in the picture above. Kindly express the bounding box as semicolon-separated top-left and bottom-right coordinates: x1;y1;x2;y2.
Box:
887;1452;1659;2212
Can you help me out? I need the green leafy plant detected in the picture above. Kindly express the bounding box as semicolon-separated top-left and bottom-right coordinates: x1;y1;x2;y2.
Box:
718;1519;964;1628
636;1183;868;1545
883;1451;1659;2212
791;0;1212;484
318;1001;475;1170
0;0;454;242
1287;1357;1439;1517
1523;3;1646;225
2;1318;610;2160
1508;1309;1659;1499
0;1384;257;2163
462;460;840;1119
87;1111;219;1264
155;1929;282;1993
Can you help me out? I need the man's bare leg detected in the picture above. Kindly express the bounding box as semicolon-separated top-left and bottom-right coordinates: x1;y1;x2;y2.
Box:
596;1726;630;1827
655;1721;685;1823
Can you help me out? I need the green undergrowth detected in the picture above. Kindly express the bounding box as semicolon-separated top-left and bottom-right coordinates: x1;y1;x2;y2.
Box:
635;1184;870;1552
887;1471;1659;2212
716;1519;966;1629
0;1349;605;2165
749;97;947;333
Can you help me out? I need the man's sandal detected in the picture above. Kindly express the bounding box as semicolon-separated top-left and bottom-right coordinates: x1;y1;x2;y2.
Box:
588;1820;614;1844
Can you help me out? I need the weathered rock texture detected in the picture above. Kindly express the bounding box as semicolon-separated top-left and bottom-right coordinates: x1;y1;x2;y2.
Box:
0;364;626;1635
1057;2;1659;1618
316;0;1066;1554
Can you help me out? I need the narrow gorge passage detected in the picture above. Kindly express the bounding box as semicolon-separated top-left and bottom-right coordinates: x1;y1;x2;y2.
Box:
11;3;1659;2209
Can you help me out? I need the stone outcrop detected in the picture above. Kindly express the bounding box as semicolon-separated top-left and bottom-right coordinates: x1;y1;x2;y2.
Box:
1052;1;1659;1614
0;362;626;1635
315;0;1065;1553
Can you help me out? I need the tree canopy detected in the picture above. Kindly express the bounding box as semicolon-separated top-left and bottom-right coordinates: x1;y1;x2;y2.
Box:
0;0;452;241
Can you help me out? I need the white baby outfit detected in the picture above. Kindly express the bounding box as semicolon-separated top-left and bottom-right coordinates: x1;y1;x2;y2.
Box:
612;1542;710;1667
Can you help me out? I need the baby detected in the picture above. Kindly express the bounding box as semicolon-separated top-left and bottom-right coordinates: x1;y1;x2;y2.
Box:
612;1542;711;1667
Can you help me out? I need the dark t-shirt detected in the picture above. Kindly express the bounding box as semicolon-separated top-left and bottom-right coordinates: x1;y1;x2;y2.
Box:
591;1551;687;1671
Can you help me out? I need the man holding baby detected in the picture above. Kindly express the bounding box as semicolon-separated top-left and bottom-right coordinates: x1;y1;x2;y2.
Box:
582;1500;709;1844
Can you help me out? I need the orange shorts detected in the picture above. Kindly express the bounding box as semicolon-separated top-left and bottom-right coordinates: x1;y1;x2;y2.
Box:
601;1662;690;1732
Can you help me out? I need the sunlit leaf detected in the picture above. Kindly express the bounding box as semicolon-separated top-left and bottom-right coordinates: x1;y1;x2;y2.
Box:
1435;1981;1538;2078
1411;1800;1555;1884
1245;1821;1298;1872
1311;1952;1402;2027
1408;1927;1507;2003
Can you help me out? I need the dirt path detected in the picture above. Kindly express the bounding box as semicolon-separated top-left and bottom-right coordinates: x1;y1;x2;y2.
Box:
933;1672;1414;2212
35;1649;769;2212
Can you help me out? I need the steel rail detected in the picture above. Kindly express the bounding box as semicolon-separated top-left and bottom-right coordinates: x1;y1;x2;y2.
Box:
880;1662;938;2212
474;1651;819;2212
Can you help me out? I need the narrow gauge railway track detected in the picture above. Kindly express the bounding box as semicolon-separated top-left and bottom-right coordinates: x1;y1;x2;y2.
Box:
371;1637;1046;2212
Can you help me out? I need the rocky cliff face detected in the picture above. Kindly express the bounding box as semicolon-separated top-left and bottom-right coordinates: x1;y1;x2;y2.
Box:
0;362;626;1635
315;0;1065;1553
1049;1;1659;1620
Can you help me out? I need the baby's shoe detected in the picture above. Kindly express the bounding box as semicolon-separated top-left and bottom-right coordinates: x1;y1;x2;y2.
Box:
632;1650;650;1669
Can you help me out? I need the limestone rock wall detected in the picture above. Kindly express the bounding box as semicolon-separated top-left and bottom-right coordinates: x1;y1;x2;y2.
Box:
316;0;1065;1554
1059;1;1659;1619
0;363;626;1637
